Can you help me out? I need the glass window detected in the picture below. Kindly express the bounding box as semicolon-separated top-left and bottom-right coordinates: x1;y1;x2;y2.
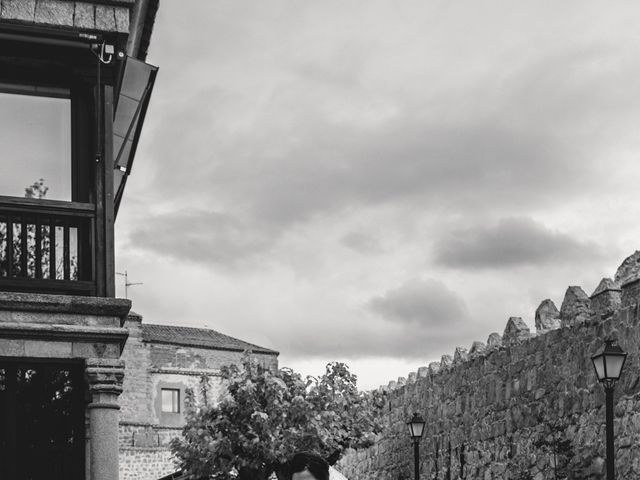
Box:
161;388;180;413
0;90;71;201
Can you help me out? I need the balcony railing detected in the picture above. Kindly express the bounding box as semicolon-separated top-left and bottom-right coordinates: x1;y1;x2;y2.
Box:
0;196;96;295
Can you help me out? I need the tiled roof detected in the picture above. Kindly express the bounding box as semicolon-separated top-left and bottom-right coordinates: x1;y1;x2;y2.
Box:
141;323;278;355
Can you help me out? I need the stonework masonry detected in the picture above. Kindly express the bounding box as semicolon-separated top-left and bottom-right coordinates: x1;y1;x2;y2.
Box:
118;313;279;480
0;293;132;480
337;251;640;480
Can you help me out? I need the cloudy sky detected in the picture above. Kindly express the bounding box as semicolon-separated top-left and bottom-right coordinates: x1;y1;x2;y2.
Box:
113;1;640;390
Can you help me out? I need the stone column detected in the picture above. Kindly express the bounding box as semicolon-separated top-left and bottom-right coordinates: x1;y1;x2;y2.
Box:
86;359;125;480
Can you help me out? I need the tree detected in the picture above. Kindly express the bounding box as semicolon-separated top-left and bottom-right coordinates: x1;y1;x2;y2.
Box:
171;355;385;480
505;435;533;480
506;456;533;480
532;418;574;480
24;178;49;199
505;417;575;480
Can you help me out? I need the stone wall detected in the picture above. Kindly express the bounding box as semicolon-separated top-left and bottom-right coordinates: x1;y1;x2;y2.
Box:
337;252;640;480
119;448;176;480
118;314;279;480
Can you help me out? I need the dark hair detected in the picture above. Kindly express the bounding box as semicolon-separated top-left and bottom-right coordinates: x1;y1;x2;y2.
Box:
289;451;330;480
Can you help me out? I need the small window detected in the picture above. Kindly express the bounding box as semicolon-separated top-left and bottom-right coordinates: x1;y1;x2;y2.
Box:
161;388;180;413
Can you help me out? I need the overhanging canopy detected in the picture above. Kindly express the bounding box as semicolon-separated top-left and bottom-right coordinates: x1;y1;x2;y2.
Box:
113;55;158;215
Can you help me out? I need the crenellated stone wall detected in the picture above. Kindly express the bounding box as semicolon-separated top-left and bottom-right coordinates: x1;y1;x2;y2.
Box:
337;251;640;480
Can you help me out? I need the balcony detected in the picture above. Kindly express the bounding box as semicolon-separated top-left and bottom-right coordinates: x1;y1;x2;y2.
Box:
0;196;96;296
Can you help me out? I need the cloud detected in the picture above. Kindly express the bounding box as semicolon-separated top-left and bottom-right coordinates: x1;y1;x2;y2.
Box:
129;6;640;273
340;231;382;254
134;39;640;266
272;279;479;360
434;217;603;270
112;1;640;388
128;209;274;268
368;278;468;326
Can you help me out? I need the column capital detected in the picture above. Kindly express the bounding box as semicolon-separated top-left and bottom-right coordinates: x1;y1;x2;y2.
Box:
86;358;125;401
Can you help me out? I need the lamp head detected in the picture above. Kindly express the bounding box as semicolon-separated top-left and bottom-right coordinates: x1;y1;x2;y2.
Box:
406;412;426;440
591;339;627;389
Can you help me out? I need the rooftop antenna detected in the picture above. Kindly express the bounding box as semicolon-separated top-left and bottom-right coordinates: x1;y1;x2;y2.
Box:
116;270;143;299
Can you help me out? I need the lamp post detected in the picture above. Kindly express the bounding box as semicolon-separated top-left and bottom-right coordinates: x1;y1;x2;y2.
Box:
591;339;628;480
407;412;426;480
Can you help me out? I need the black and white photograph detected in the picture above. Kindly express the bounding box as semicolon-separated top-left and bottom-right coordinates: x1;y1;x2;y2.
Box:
0;1;639;479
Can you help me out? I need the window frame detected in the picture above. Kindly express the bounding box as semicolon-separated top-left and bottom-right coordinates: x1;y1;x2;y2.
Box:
155;381;186;428
161;388;181;414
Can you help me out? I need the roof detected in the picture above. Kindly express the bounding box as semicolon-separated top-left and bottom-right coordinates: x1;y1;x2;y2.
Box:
141;323;279;356
137;0;159;61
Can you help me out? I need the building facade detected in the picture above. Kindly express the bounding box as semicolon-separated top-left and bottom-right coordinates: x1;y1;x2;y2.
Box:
118;313;279;480
0;1;159;479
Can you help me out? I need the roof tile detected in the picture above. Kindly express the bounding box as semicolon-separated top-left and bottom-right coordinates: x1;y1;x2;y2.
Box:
141;323;278;355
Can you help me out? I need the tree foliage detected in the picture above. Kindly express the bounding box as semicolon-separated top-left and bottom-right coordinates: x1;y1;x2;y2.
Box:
532;418;574;479
24;178;49;199
506;417;575;480
171;355;385;480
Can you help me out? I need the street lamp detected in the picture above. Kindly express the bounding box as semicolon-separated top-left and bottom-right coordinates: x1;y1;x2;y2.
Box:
407;412;426;480
591;339;628;480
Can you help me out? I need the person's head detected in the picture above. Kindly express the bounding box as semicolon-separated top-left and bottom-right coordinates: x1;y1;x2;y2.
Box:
289;452;330;480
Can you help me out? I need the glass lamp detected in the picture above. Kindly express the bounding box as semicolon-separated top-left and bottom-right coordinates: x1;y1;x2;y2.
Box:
591;339;627;388
407;412;426;440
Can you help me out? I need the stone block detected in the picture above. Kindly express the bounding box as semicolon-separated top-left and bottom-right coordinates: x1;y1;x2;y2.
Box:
34;0;74;26
469;341;486;357
72;341;120;359
560;286;592;327
503;317;530;346
396;376;406;386
0;338;25;356
534;299;560;332
428;362;440;375
74;2;95;29
133;430;159;448
1;0;36;22
25;340;72;357
0;292;131;319
487;331;502;348
615;250;640;285
590;277;622;318
589;457;605;476
114;6;129;32
407;372;417;383
621;278;640;309
453;346;468;364
440;354;452;368
95;4;116;31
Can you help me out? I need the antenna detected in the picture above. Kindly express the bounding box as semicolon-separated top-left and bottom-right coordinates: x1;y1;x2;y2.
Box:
116;270;143;299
